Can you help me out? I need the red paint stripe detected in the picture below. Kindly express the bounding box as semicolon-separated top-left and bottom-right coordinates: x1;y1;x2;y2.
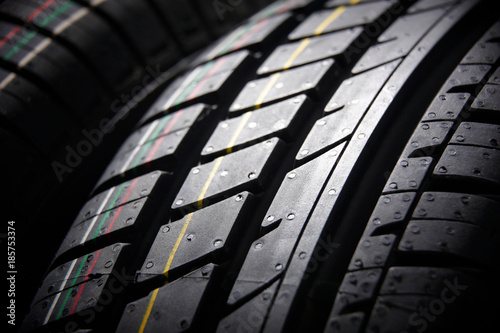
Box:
105;177;140;234
188;56;227;100
0;26;21;49
277;0;300;14
0;0;57;49
232;18;268;51
69;249;103;315
27;0;59;22
68;176;141;314
144;111;185;166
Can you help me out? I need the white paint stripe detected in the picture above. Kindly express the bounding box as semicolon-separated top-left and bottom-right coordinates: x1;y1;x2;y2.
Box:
89;0;107;6
79;189;114;245
0;73;16;90
17;8;88;71
53;8;89;35
19;38;51;68
161;66;202;111
119;120;160;173
43;259;77;324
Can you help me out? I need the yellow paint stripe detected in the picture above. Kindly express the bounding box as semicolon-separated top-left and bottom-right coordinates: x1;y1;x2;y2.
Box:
137;2;362;328
138;156;224;330
283;38;311;70
138;154;224;331
163;212;194;278
255;73;281;109
314;6;346;36
138;288;159;333
226;112;253;154
281;0;360;70
197;157;224;209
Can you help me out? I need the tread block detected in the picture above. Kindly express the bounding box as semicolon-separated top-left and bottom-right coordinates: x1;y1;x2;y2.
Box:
202;95;311;161
228;147;344;304
450;122;500;149
407;0;457;14
98;106;209;187
412;192;500;232
403;121;453;158
56;197;149;259
25;244;131;329
364;192;417;236
144;51;249;121
348;235;397;272
218;280;279;333
117;264;217;333
264;145;345;229
441;65;491;92
324;60;400;113
258;27;363;75
289;1;396;40
121;104;208;154
434;145;500;186
33;243;129;304
399;220;494;266
100;129;187;182
199;13;292;62
471;84;500;112
138;193;252;282
353;8;445;74
380;267;474;296
383;158;432;193
366;295;437;333
488;67;500;85
173;138;284;214
325;0;374;7
330;269;383;315
76;171;168;225
461;21;500;65
299;61;399;162
422;93;470;122
230;59;335;113
323;312;364;333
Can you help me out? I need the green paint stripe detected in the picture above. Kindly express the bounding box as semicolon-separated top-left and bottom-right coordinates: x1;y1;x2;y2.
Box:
149;115;172;143
259;1;282;19
129;115;171;169
3;31;36;60
91;183;127;240
219;22;255;56
131;141;153;169
3;1;74;61
174;61;215;106
39;1;74;27
55;254;88;320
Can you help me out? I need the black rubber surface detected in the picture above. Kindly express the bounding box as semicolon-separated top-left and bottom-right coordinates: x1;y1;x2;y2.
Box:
0;0;274;328
18;0;500;332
